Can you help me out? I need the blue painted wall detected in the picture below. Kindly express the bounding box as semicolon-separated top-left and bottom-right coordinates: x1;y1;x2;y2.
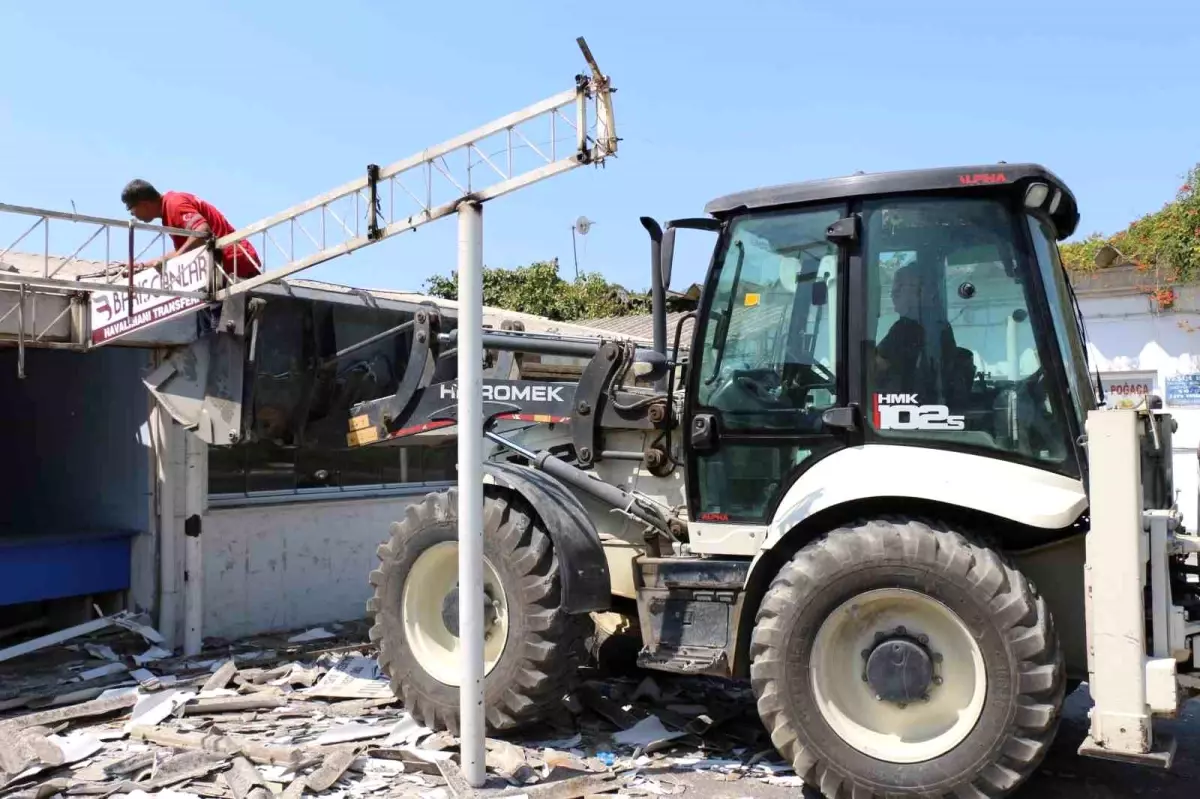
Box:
0;346;152;604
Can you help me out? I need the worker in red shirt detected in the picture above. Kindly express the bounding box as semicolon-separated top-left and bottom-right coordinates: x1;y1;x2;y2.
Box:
120;179;261;280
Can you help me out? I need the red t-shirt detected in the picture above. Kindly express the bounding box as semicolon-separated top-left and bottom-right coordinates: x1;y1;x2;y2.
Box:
162;190;261;279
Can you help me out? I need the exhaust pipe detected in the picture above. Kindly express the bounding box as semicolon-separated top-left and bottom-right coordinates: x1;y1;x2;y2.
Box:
639;217;668;390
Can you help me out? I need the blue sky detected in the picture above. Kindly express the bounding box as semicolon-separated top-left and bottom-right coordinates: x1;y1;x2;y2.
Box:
2;1;1197;295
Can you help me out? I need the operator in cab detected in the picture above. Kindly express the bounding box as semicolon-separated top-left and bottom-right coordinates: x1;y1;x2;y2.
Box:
120;179;261;280
875;262;972;402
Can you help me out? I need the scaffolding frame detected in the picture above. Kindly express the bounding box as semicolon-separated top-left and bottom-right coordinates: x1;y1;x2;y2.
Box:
0;38;618;789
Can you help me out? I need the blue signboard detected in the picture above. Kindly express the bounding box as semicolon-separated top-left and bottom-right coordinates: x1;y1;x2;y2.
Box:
1165;373;1200;407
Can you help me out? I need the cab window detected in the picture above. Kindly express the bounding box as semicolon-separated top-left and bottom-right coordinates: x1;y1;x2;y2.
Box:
863;197;1074;469
694;206;842;433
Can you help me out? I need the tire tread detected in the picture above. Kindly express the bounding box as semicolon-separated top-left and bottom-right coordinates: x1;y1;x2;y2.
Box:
749;516;1065;799
367;486;590;735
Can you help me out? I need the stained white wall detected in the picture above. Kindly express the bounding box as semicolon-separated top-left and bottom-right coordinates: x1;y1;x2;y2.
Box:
1079;286;1200;531
201;494;430;640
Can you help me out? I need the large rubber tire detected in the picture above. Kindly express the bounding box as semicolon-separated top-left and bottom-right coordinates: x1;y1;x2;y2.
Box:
750;518;1065;798
367;486;589;734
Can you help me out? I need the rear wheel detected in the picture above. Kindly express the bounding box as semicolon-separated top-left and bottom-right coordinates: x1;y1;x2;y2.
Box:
750;518;1065;798
368;487;589;734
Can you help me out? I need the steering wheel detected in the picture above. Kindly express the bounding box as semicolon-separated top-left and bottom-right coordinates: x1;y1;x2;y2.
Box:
734;369;788;406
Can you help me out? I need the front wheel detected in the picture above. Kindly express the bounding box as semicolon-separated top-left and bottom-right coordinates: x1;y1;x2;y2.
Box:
749;518;1065;798
367;487;589;734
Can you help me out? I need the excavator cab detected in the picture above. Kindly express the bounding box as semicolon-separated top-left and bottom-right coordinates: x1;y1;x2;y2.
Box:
651;164;1097;526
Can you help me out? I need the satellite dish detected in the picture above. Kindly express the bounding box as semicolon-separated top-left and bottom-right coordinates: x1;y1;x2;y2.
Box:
574;216;593;235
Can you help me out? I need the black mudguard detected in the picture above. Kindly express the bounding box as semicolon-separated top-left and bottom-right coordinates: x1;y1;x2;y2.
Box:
483;461;611;614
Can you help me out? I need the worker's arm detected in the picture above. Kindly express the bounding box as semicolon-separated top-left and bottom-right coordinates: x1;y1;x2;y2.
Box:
134;222;210;272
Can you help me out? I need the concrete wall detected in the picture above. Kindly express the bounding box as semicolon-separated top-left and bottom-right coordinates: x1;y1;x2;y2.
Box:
201;493;431;640
1080;285;1200;531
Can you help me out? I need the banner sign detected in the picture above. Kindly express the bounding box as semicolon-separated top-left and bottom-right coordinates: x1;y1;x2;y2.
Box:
89;249;212;345
1166;373;1200;408
1099;371;1156;409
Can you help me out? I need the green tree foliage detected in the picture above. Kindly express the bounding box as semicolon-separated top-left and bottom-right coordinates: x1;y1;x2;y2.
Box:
423;258;650;321
1060;163;1200;285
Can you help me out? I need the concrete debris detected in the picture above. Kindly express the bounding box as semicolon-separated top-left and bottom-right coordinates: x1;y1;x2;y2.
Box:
610;716;685;749
133;646;175;666
0;620;801;799
201;661;238;693
182;695;286;715
222;756;272;799
75;662;129;682
306;745;359;792
314;723;388;746
287;628;337;644
486;739;533;782
125;689;194;732
383;714;432;747
83;645;119;663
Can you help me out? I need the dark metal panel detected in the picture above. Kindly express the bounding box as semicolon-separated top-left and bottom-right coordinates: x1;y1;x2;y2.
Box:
482;461;611;614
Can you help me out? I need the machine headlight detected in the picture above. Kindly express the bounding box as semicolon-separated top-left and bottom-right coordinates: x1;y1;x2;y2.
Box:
1024;182;1050;208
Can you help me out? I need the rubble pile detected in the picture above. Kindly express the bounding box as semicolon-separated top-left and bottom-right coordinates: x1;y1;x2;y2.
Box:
0;617;800;799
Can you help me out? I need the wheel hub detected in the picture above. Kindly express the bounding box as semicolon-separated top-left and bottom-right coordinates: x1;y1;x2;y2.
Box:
810;588;986;763
401;542;510;686
440;584;499;638
864;632;936;705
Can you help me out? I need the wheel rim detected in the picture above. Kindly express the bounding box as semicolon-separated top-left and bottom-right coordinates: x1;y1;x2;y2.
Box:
401;541;509;687
810;587;987;764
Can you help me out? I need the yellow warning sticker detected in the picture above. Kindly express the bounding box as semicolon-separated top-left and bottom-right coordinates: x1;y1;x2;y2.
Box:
744;292;760;307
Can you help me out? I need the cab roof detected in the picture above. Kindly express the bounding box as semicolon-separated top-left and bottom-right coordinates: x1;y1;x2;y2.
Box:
704;163;1080;240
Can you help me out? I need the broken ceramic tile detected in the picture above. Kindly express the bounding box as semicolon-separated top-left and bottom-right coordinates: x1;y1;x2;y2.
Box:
611;717;685;749
314;723;388;746
287;628;337;644
383;715;432;748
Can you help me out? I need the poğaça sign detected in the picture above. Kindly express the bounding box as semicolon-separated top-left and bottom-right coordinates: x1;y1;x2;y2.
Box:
1099;372;1155;410
89;249;212;345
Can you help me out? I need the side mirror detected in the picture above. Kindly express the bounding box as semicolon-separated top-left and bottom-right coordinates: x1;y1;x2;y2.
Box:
661;226;676;290
662;218;721;289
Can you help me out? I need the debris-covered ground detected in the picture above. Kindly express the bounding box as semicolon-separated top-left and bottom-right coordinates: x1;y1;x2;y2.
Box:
0;615;802;799
2;614;1200;799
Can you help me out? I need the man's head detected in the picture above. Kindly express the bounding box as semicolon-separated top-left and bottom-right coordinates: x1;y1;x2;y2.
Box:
121;179;163;222
891;263;923;319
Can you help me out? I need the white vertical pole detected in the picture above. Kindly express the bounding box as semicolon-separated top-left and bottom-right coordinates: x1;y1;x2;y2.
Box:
153;403;179;650
183;432;205;656
456;201;486;787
